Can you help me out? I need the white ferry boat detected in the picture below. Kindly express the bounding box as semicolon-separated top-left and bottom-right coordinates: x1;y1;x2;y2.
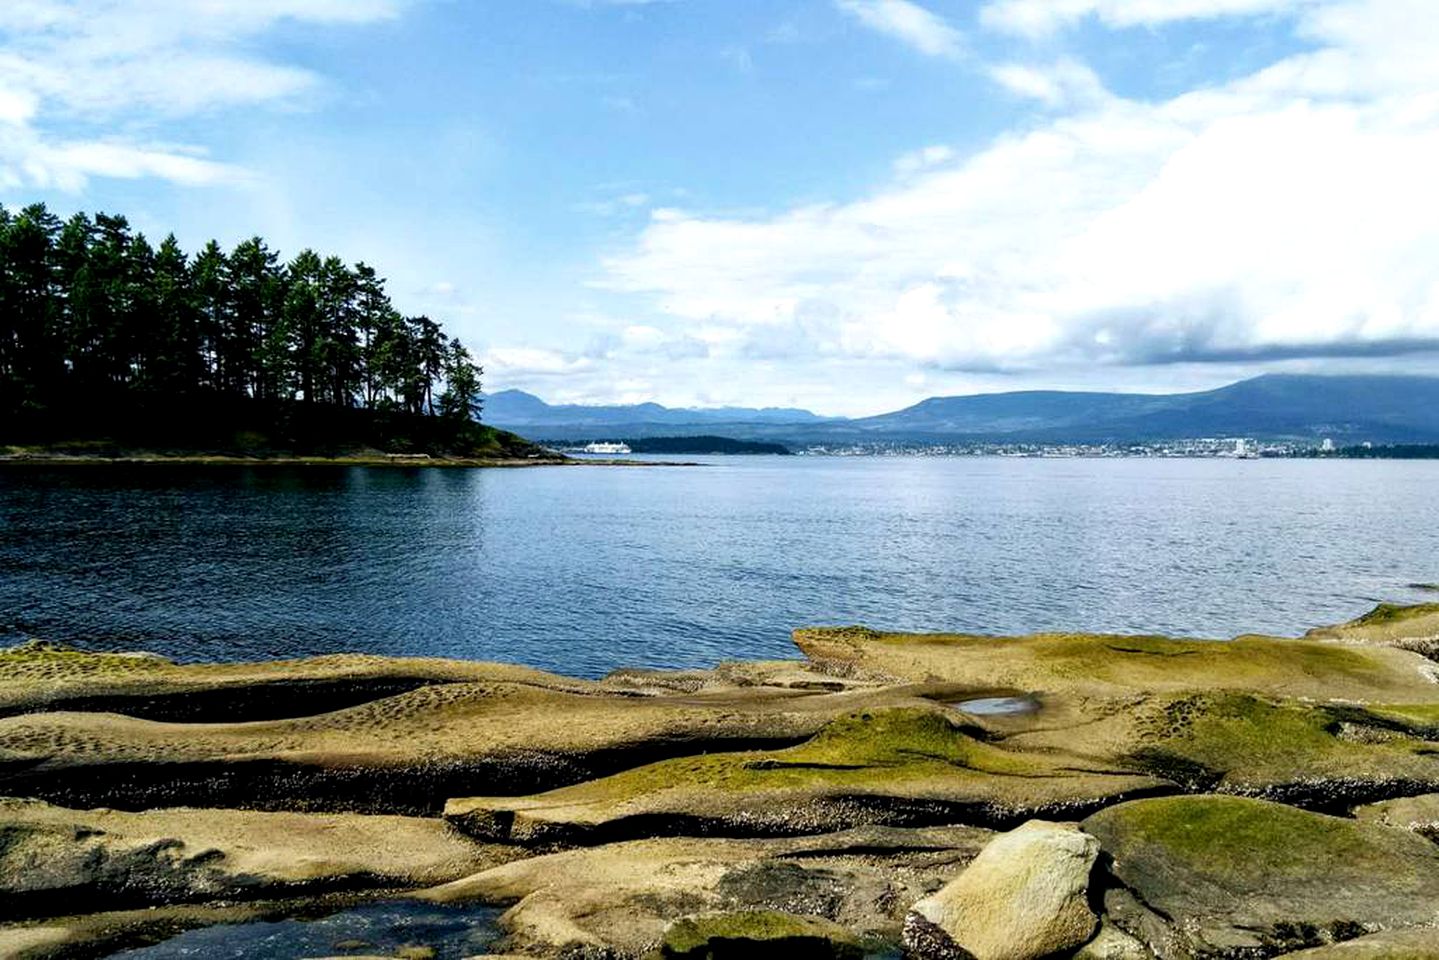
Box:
583;441;632;455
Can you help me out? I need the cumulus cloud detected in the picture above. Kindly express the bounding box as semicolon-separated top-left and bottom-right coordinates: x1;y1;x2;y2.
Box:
835;0;965;59
599;0;1439;376
0;0;402;190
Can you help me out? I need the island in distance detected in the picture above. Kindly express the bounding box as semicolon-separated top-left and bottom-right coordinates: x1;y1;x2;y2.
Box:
5;602;1439;958
559;435;793;456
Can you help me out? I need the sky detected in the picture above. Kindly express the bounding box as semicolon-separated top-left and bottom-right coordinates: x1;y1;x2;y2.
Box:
2;0;1438;416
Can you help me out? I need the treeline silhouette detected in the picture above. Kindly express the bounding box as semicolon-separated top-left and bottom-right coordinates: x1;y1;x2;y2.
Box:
0;203;505;455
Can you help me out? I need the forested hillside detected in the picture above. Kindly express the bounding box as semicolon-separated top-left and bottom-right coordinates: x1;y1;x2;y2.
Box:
0;203;511;456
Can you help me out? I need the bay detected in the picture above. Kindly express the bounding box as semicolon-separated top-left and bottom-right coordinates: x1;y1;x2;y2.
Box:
2;456;1436;678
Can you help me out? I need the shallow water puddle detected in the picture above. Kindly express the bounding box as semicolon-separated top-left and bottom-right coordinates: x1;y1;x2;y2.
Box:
952;696;1038;716
106;900;503;960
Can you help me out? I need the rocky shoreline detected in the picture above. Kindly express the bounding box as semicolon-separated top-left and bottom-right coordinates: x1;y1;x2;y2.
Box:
3;603;1439;959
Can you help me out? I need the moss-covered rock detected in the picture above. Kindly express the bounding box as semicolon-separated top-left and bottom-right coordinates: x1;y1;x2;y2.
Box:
1303;602;1439;664
1083;795;1439;958
1122;693;1439;807
661;910;862;959
444;708;1162;845
793;622;1439;702
1305;602;1439;643
9;611;1439;957
0;650;920;814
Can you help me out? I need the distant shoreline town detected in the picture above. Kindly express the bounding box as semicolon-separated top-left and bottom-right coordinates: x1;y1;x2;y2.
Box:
552;435;1439;459
787;439;1439;458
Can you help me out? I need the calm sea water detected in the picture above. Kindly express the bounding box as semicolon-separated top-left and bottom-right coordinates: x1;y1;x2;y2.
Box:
109;901;502;960
2;457;1437;677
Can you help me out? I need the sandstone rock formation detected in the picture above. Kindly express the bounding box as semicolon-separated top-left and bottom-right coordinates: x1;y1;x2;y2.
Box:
4;603;1439;959
904;820;1100;960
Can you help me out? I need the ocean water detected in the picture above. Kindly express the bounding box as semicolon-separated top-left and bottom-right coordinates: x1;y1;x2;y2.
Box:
107;901;502;960
2;456;1437;677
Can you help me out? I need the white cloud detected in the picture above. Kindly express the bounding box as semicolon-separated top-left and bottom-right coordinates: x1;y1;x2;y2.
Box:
600;0;1439;377
988;59;1108;108
0;0;401;191
981;0;1313;36
835;0;964;59
894;145;956;174
483;346;597;378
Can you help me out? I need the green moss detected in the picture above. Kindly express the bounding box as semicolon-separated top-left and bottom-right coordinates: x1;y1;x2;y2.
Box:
551;708;1049;802
0;642;173;681
1085;796;1416;880
1354;602;1439;626
1370;702;1439;731
1130;694;1433;788
794;625;1410;700
661;911;861;959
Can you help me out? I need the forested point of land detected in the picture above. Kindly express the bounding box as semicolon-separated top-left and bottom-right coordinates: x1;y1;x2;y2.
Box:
0;202;527;457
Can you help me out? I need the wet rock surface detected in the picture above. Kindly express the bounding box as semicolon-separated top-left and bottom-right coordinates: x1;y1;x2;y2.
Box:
660;910;863;959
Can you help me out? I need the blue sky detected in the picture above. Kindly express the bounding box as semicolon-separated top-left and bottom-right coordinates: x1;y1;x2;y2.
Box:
2;0;1437;415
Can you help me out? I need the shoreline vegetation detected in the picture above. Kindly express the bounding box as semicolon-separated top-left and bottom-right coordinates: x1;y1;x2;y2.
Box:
4;603;1439;958
0;203;511;463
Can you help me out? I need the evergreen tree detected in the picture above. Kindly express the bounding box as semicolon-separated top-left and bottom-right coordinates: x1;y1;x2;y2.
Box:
1;205;62;406
149;235;200;396
0;202;488;450
192;240;230;392
439;337;482;421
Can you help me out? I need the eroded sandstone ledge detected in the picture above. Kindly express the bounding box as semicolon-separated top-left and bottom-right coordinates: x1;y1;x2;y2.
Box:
2;603;1439;959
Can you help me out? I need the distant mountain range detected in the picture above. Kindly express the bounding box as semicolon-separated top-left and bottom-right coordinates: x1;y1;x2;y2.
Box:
483;375;1439;445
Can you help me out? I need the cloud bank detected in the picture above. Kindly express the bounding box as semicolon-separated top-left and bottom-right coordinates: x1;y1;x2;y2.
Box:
597;0;1439;385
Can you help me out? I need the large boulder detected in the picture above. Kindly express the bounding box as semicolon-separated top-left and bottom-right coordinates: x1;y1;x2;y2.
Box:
903;820;1100;960
1083;795;1439;958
